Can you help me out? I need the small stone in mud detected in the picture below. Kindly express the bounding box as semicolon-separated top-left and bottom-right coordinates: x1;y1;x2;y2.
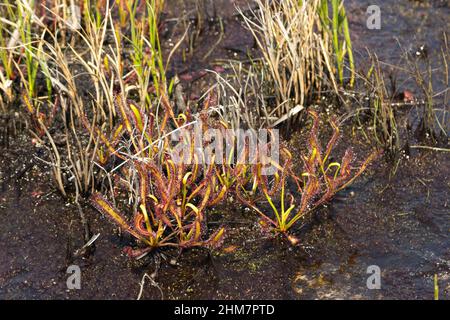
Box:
169;258;178;266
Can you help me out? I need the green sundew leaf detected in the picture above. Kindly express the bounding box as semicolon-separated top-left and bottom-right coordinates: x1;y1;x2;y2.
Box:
265;192;280;226
182;172;192;186
130;103;144;132
185;203;199;215
282;204;296;229
326;162;341;178
140;204;153;237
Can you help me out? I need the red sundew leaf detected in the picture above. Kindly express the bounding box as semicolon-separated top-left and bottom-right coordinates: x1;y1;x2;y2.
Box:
337;149;381;192
208;184;228;207
324;117;340;161
340;148;354;178
122;246;152;259
134;213;151;237
206;227;225;249
299;176;320;213
114;95;133;136
90;193;146;243
157;207;174;229
135;163;152;212
308;111;323;158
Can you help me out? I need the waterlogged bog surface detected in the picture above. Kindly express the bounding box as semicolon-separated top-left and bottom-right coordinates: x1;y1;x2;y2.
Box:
0;0;448;300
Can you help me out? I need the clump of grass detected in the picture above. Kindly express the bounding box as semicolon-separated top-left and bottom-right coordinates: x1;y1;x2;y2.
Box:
354;37;449;165
17;0;168;197
0;1;17;112
318;0;355;87
123;0;166;106
211;62;270;130
364;53;400;159
406;37;449;142
238;0;354;125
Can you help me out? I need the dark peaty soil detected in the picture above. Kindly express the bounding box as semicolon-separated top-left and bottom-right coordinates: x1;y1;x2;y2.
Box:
0;0;449;300
0;129;448;299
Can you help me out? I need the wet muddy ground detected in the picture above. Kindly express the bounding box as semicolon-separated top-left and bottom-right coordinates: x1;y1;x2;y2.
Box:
0;0;449;299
